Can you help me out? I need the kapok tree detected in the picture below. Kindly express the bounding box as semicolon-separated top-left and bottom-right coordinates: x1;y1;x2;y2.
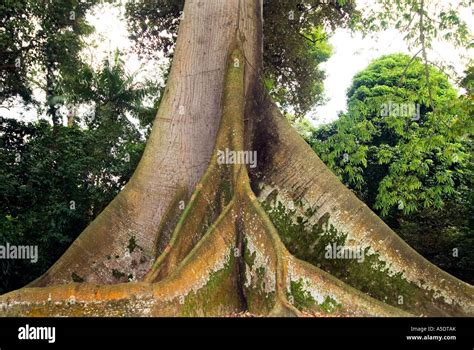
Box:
0;0;472;317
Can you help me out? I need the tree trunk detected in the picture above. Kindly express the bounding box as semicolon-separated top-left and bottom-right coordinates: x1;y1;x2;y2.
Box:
0;0;472;317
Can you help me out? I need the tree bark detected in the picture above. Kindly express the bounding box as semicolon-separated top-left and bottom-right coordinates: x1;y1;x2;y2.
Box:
248;86;473;316
28;0;262;286
0;0;472;317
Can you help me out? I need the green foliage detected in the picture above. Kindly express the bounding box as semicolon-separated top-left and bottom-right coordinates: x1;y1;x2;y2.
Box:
262;0;346;116
286;113;319;144
263;24;332;116
261;0;358;115
0;117;145;293
313;53;470;216
64;50;162;133
0;0;104;124
397;200;473;283
125;0;184;59
354;0;472;95
357;0;471;49
460;65;474;95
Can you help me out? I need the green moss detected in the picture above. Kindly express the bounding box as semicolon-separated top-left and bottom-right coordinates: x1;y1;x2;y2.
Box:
177;169;233;249
262;193;422;311
287;279;342;314
242;241;276;313
319;296;342;313
243;241;256;267
289;279;315;310
180;253;240;316
71;272;84;283
215;170;233;207
127;236;137;253
255;266;266;281
199;170;233;237
242;243;276;314
112;269;126;279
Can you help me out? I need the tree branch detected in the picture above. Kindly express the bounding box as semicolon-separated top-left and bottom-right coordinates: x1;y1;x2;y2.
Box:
419;0;434;110
397;47;423;88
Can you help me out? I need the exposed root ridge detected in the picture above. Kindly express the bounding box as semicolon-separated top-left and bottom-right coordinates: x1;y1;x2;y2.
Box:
249;83;474;316
0;43;441;317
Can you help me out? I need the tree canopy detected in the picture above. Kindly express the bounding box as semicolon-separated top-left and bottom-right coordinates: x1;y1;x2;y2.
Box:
0;0;104;124
314;53;470;216
126;0;357;116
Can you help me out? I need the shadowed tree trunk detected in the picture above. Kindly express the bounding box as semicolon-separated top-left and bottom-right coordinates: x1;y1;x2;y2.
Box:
0;0;472;317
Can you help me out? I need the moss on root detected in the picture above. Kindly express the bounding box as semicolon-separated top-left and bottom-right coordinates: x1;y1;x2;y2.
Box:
261;190;455;313
288;278;315;311
286;278;343;314
242;242;276;314
179;254;242;316
71;272;84;283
